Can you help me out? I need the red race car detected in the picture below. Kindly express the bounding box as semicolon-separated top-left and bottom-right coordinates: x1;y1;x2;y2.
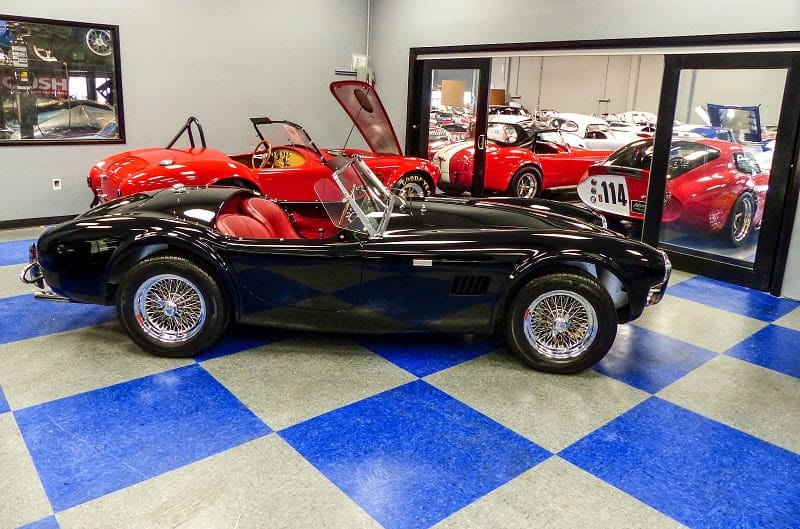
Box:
432;119;612;198
88;81;440;204
576;138;769;246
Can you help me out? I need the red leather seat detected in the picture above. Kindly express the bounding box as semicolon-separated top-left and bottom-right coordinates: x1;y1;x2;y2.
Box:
216;214;275;238
243;198;302;239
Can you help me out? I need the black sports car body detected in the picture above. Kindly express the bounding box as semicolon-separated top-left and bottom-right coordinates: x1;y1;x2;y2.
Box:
22;156;670;373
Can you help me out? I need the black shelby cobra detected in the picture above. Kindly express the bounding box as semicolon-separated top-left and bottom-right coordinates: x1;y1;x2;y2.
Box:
22;156;670;373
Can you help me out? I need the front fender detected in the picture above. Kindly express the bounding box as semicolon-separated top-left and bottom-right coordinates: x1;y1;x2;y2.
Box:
492;250;632;329
370;156;441;189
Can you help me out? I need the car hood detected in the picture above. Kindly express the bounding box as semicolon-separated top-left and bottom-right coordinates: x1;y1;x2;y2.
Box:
412;195;610;234
330;80;402;156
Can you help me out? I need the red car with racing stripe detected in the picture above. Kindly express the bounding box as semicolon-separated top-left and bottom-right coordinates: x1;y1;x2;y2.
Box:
432;119;612;198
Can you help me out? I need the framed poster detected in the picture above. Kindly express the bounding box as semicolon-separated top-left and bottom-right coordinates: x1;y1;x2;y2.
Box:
0;14;124;145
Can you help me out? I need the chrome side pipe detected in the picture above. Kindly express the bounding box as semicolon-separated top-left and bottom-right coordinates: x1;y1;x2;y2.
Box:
33;290;72;302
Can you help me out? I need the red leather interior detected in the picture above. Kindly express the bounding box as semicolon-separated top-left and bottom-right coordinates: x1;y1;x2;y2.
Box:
216;214;274;238
243;198;302;239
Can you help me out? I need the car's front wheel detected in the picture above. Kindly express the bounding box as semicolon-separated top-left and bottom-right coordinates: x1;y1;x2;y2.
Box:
505;271;617;373
117;255;229;357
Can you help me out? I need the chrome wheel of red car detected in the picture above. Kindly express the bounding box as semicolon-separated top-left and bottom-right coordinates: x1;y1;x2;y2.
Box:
505;271;617;373
726;192;755;246
509;167;542;198
117;255;229;357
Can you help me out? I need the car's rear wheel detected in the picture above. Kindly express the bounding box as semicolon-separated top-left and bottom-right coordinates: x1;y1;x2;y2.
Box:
725;192;755;246
505;271;617;373
394;172;433;197
117;255;229;357
508;166;542;198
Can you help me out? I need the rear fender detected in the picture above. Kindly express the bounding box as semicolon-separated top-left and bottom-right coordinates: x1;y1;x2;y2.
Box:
104;235;240;316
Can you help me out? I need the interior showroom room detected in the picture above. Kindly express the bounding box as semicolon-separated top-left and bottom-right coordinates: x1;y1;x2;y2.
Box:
1;1;799;528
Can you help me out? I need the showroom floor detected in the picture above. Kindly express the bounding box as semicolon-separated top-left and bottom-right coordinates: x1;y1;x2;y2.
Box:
1;226;799;529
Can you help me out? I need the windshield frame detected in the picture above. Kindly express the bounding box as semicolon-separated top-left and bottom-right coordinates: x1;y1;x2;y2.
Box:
314;155;400;238
250;117;323;159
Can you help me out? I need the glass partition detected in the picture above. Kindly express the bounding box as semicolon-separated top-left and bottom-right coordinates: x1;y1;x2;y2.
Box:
658;68;787;265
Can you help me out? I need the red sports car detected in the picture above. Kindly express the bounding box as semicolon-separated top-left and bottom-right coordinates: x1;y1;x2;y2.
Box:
88;81;440;204
432;119;612;198
576;138;769;246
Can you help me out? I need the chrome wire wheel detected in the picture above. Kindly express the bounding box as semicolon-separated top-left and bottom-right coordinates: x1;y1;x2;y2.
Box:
133;274;206;343
523;290;598;360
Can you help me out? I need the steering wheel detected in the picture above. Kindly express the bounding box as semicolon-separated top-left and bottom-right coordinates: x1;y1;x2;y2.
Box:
252;139;273;169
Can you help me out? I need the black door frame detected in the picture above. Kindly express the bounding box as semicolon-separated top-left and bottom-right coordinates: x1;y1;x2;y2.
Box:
643;52;800;293
406;58;491;196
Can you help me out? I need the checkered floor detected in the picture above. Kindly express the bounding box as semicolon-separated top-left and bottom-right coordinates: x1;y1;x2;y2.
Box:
1;226;799;529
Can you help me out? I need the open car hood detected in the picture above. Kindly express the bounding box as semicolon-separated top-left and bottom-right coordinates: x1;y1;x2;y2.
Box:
330;80;403;156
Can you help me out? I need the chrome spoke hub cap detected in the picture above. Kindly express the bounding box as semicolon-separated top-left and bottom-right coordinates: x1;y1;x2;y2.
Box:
523;290;598;360
133;274;206;343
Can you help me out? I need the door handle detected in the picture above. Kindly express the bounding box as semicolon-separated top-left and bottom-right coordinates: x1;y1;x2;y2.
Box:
478;134;486;150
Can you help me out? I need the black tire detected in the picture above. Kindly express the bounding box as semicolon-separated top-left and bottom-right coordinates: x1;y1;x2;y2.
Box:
394;173;433;197
505;271;617;374
508;166;542;198
725;193;755;247
116;255;229;357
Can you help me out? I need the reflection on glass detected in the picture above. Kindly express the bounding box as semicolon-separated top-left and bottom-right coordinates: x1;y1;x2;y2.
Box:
660;68;787;265
0;17;121;142
426;69;479;160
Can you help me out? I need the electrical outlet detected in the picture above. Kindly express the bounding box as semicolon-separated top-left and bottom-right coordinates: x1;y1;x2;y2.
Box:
52;179;62;190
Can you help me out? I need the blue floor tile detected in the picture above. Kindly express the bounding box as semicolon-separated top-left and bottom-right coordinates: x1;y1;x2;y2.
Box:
192;324;292;362
17;516;60;529
357;333;499;377
725;324;800;378
560;398;800;529
668;276;800;322
0;239;36;266
281;380;550;529
594;325;717;393
15;364;271;512
0;385;8;414
0;295;115;345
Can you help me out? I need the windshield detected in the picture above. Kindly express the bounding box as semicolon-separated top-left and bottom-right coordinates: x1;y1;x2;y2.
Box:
253;119;321;156
314;156;399;237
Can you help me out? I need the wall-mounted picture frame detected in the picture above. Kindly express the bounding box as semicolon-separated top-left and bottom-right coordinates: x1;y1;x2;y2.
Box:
0;14;124;145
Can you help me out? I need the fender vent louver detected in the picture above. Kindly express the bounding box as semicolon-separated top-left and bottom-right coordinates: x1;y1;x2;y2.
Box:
450;275;490;296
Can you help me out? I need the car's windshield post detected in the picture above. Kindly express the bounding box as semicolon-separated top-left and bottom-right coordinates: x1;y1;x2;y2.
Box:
325;156;397;238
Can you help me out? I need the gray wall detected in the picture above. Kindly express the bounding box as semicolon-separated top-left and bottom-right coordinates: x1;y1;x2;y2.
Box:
1;0;368;222
492;55;664;117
